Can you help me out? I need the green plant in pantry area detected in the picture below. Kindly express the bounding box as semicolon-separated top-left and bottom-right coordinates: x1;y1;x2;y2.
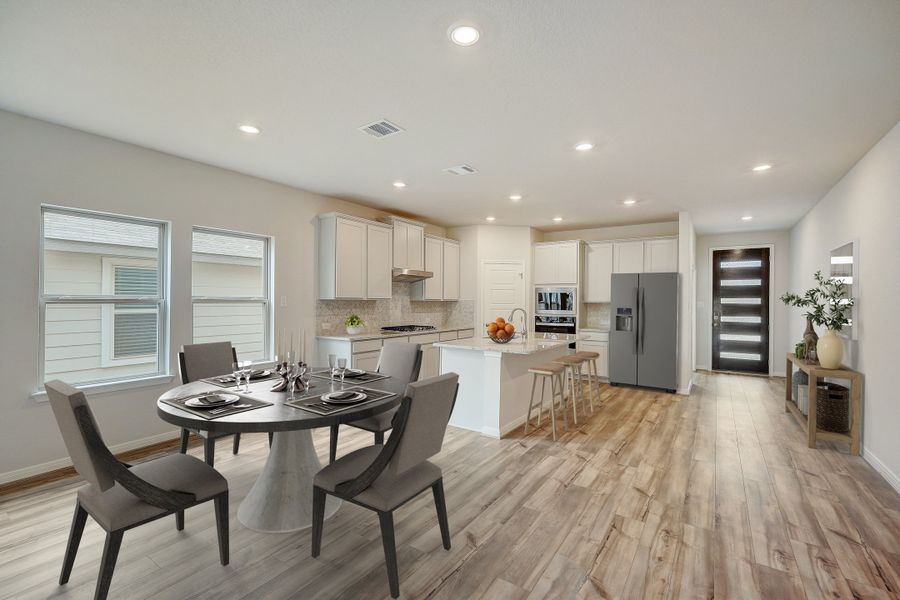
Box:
780;270;854;332
344;314;365;328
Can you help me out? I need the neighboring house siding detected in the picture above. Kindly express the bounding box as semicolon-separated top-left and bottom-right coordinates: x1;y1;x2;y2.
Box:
45;247;266;384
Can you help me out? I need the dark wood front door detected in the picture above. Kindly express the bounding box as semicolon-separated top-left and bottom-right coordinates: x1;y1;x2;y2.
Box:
712;247;770;374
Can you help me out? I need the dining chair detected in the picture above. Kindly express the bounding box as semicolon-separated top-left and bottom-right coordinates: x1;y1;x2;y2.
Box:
45;380;229;600
312;373;459;599
178;341;243;466
328;340;422;462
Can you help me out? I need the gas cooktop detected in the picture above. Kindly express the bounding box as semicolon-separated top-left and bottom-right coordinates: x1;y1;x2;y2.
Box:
380;325;437;333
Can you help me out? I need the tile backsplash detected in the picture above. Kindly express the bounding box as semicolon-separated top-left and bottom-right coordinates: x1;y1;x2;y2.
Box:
582;303;611;330
316;282;474;335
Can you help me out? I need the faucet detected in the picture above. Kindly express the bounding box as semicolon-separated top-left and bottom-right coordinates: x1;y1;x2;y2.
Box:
508;307;528;340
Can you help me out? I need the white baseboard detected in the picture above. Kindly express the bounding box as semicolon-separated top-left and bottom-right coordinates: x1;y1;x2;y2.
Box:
0;430;179;485
863;448;900;495
677;374;694;396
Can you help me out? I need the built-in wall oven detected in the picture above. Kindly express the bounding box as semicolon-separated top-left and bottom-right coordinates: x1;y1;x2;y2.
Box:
535;287;576;316
534;315;577;335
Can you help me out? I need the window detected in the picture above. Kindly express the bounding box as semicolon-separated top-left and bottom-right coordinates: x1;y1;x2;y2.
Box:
191;228;271;361
40;206;168;386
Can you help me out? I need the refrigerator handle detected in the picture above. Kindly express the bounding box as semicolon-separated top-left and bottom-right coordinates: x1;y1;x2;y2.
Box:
639;287;646;355
633;287;639;355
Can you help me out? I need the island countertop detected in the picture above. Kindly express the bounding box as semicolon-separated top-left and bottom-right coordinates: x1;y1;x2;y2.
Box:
435;333;583;355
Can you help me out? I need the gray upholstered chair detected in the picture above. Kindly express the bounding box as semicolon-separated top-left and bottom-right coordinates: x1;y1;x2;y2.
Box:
45;380;229;600
178;341;242;465
312;373;458;599
328;340;422;462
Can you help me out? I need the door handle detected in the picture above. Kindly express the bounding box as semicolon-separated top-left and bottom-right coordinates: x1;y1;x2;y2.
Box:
713;312;720;327
639;287;646;355
633;287;639;355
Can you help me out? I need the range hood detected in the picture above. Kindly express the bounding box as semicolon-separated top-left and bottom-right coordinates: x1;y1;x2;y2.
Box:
392;268;433;282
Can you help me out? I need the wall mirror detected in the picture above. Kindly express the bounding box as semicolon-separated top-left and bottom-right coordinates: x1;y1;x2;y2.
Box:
830;240;858;340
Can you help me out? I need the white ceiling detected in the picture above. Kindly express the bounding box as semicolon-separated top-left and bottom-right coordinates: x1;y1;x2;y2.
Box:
2;1;899;234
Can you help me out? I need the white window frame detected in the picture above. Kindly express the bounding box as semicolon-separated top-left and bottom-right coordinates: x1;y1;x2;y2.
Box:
39;205;170;390
190;226;273;361
100;256;160;367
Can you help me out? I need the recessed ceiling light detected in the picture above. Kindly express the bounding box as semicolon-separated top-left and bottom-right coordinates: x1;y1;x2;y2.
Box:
238;124;260;134
741;215;754;221
509;194;522;201
553;217;563;222
486;216;496;222
449;25;480;46
574;142;594;151
752;164;772;172
623;198;637;205
392;181;406;188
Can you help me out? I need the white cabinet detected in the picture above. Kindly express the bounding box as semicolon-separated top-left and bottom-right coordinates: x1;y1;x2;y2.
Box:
583;242;613;303
390;218;425;270
643;238;679;272
419;344;440;379
443;241;460;300
318;213;391;300
533;241;580;285
412;237;460;301
613;241;645;274
366;224;393;299
353;350;381;371
577;340;609;378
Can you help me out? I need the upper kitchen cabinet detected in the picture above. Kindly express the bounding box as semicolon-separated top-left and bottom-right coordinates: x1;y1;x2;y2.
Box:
613;240;645;273
317;213;392;300
388;217;425;270
412;236;460;301
583;242;613;303
366;222;393;298
643;238;679;272
533;241;581;285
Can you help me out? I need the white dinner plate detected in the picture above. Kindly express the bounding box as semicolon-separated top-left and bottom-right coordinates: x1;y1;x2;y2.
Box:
321;391;367;405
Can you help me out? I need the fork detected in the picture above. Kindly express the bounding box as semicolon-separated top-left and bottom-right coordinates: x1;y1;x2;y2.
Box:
210;403;251;415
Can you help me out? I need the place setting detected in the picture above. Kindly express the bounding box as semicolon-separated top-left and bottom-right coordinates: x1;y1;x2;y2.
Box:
159;389;272;420
309;354;389;384
203;360;280;388
286;386;396;416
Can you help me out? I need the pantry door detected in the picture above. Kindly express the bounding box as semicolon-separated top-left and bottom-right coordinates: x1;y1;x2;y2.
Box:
481;261;526;331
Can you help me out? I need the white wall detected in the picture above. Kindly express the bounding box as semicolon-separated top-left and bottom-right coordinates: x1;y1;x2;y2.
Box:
0;110;441;481
695;230;792;376
789;120;900;491
677;213;696;394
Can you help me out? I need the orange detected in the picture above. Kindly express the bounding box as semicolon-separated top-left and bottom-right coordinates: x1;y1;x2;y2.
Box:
495;329;509;339
495;317;506;326
504;323;515;335
486;323;499;334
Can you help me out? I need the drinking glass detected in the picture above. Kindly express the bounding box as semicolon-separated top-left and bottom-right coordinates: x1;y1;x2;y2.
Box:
328;354;337;377
337;357;348;383
287;362;300;400
298;364;311;392
232;361;242;389
241;361;253;392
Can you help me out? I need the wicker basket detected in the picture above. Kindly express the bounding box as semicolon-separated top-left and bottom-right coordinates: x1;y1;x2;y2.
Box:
816;382;850;433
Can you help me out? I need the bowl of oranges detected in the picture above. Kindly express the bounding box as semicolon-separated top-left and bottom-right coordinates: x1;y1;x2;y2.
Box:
486;317;516;344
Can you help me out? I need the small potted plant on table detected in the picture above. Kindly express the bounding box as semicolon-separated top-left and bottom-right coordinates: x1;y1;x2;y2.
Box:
781;271;853;369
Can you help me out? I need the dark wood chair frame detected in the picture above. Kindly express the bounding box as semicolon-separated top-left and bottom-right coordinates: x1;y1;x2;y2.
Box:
327;346;423;462
312;384;457;599
61;404;228;600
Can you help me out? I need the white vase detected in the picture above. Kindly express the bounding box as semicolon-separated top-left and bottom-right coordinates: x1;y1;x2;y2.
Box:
816;329;844;369
346;325;363;335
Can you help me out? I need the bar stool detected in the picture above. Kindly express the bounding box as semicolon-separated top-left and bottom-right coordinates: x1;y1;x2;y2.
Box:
573;351;600;412
525;362;568;440
554;355;588;424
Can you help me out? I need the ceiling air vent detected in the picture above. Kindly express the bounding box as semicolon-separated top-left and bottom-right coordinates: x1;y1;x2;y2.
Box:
443;164;479;175
358;119;405;138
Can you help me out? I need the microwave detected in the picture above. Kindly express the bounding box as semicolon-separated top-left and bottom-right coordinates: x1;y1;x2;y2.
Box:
535;287;576;316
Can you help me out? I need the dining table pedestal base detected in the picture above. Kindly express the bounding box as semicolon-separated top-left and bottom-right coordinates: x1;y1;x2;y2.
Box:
237;429;340;533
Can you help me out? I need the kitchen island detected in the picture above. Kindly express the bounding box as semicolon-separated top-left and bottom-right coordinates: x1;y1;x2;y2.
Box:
436;334;582;437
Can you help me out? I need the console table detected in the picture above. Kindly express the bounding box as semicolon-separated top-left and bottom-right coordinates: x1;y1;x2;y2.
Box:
784;353;862;455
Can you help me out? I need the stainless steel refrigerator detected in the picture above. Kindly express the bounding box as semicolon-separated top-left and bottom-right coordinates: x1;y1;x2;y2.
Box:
609;272;678;392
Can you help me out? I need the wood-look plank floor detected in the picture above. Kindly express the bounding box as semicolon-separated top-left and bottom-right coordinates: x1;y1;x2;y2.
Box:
2;372;900;599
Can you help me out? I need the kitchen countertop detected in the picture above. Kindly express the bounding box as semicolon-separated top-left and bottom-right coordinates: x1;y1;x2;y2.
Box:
316;325;475;342
435;333;584;355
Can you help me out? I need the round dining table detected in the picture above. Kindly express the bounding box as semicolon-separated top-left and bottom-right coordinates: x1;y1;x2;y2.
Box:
157;372;403;533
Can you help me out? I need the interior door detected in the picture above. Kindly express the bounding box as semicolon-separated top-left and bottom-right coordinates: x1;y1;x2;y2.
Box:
636;273;678;391
712;248;770;374
481;261;525;329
